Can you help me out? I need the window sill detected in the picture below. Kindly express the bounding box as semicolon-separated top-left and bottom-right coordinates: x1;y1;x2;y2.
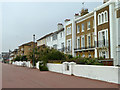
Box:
81;30;84;32
87;28;90;30
98;21;108;25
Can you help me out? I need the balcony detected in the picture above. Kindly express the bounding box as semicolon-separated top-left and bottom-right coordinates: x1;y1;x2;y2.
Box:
74;46;95;51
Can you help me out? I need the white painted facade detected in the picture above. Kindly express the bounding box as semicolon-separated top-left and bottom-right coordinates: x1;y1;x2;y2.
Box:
37;24;65;53
47;29;65;52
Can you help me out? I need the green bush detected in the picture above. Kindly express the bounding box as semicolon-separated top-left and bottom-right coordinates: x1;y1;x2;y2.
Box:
14;55;28;62
14;56;21;61
40;66;48;71
39;62;48;71
66;56;103;65
21;55;28;61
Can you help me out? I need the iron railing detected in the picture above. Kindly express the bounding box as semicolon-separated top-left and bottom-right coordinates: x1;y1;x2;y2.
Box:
74;46;95;50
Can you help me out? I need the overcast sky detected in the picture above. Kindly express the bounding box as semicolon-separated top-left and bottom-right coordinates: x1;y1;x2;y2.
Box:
1;2;102;52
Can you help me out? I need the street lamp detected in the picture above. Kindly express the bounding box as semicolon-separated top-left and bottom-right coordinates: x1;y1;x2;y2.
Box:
33;34;35;68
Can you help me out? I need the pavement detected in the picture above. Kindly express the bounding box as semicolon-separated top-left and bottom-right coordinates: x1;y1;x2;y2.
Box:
2;63;119;88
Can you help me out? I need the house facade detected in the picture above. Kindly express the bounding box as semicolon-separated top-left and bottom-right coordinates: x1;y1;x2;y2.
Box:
10;49;19;61
18;41;36;57
64;0;120;66
37;23;65;53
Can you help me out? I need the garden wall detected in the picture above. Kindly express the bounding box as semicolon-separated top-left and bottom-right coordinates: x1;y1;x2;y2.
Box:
12;61;120;84
47;63;120;84
12;61;31;68
47;63;63;73
73;65;120;84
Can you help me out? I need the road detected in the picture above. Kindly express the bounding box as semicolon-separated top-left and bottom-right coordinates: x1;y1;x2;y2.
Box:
2;63;119;88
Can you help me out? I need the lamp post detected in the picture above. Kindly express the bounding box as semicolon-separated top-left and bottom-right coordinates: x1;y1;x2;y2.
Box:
33;34;35;68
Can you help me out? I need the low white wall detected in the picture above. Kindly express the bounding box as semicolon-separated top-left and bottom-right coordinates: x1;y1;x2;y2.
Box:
47;63;63;73
12;61;31;68
36;61;40;69
73;65;120;84
47;63;120;84
12;61;120;84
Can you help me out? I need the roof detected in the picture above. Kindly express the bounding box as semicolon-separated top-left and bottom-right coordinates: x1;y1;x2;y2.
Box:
53;28;64;35
37;33;53;41
37;28;64;41
19;41;34;47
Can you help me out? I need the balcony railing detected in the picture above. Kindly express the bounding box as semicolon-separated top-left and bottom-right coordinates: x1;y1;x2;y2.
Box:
74;46;95;51
98;40;109;48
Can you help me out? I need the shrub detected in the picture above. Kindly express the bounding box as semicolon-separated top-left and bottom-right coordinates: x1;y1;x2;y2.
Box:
67;55;73;59
21;55;28;61
39;62;48;71
14;56;21;61
40;66;48;71
66;56;103;65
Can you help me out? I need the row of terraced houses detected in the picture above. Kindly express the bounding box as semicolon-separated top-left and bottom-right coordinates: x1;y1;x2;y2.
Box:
10;0;120;66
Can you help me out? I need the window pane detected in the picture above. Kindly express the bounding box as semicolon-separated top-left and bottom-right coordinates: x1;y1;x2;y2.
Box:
82;24;84;32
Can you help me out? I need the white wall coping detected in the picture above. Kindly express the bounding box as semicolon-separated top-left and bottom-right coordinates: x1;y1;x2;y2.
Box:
75;64;119;68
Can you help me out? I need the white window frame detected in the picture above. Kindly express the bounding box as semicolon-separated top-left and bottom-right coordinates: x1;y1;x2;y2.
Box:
53;44;57;49
98;29;108;47
82;24;84;32
60;32;62;38
67;26;71;35
87;34;91;47
98;13;102;25
101;12;105;23
67;39;71;52
104;10;108;22
87;21;90;30
98;11;108;25
81;35;85;48
99;50;109;59
93;20;95;28
77;37;80;48
77;25;80;33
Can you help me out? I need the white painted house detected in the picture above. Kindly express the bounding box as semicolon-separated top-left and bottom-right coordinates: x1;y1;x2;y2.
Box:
46;23;65;53
37;23;65;53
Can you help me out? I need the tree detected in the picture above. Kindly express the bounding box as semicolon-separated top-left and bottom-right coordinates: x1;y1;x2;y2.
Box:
21;55;28;61
28;45;67;66
14;56;21;61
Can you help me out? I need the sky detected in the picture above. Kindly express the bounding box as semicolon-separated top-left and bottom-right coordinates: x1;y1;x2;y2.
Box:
1;1;102;52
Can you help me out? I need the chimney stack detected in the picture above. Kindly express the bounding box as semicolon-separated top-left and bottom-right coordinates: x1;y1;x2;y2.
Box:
74;13;80;19
80;8;89;16
57;23;63;30
103;0;109;3
64;19;70;23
